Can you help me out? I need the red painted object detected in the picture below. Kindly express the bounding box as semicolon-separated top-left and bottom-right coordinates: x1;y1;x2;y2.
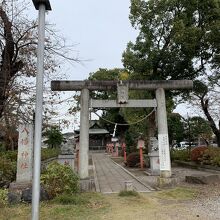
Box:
139;147;144;169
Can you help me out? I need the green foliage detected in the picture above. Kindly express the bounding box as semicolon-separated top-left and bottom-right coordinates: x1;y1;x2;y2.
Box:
125;130;136;154
190;146;208;162
0;152;17;188
193;80;209;97
200;147;220;166
0;143;6;152
44;127;64;148
118;190;139;197
170;149;190;162
124;0;220;80
41;162;79;199
189;117;213;144
53;193;89;205
168;113;185;144
0;189;8;207
41;148;60;161
88;68;132;138
0;150;17;161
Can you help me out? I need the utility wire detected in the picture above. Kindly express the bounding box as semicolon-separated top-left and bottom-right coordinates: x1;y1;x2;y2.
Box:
92;108;156;126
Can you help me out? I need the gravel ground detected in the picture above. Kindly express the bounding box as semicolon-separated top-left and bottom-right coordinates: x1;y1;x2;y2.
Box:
185;183;220;220
125;165;220;220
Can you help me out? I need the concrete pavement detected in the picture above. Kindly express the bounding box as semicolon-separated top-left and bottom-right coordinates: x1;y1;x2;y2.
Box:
92;153;153;194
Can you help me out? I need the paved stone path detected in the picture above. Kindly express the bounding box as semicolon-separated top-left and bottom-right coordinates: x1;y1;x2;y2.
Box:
92;153;153;193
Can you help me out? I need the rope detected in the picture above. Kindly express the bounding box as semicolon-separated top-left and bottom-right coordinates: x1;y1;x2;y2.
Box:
92;108;156;126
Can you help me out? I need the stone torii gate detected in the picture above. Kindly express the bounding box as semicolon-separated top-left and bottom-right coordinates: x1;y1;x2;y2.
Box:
51;80;193;180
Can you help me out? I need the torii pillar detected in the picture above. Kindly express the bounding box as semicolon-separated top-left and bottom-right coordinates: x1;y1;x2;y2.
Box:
51;80;193;180
156;88;171;178
79;88;90;179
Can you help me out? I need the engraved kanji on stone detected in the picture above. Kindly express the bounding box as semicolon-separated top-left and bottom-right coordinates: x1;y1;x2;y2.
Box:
20;138;29;146
20;162;28;169
21;127;29;135
21;151;29;159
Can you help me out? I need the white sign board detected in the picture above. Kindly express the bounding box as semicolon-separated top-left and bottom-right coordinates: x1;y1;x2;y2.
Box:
111;137;118;142
16;124;34;183
158;134;171;171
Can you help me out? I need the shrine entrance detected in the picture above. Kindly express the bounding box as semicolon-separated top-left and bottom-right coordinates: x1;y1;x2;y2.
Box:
51;80;193;179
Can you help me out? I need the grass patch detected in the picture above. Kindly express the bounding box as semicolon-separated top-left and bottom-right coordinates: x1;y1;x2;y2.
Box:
53;193;89;205
0;193;109;220
155;187;197;200
118;190;140;197
0;190;201;220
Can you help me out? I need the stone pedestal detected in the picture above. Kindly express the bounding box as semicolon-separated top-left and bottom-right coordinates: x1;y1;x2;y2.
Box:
148;151;160;175
157;177;177;188
124;180;133;191
9;182;49;204
9;182;32;204
57;154;75;171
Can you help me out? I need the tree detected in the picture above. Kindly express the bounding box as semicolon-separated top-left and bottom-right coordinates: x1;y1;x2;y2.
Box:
167;113;185;145
88;68;130;139
44;126;63;148
0;1;78;149
123;0;220;146
86;68;159;151
188;116;213;146
190;80;220;147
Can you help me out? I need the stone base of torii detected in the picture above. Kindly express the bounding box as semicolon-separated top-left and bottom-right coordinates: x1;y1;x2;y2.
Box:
51;80;193;184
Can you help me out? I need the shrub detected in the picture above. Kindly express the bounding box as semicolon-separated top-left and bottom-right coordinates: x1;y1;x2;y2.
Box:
126;152;140;167
41;148;60;161
0;143;6;152
170;149;190;162
190;146;208;162
0;189;8;207
41;161;79;199
212;156;220;166
0;151;17;161
53;193;89;205
200;147;220;166
0;158;16;188
118;190;139;197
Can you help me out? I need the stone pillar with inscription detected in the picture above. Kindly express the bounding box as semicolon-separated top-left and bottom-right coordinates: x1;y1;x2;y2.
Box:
16;124;34;183
156;88;171;178
9;124;34;202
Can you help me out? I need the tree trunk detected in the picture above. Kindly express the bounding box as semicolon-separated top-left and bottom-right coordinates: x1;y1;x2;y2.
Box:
201;97;220;147
147;111;156;152
0;6;23;119
4;112;15;151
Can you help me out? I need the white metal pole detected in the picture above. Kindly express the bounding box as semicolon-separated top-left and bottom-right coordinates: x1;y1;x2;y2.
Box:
31;3;46;220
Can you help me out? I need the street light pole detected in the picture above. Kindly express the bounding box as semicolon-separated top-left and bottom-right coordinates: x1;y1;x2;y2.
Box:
31;1;51;220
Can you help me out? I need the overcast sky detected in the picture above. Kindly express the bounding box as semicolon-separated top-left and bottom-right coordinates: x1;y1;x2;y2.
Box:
29;0;140;130
32;0;138;80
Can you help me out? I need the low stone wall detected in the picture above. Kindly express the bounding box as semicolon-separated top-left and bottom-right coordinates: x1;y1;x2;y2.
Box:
174;160;220;173
41;157;57;171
